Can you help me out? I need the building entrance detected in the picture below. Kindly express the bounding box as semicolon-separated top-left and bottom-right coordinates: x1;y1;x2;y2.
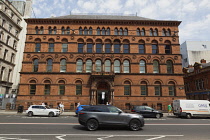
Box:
97;82;110;105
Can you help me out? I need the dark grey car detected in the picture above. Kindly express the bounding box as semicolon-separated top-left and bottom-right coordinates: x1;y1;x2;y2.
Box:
78;105;144;131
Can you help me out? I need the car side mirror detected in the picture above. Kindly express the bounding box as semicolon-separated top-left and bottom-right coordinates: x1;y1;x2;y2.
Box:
118;111;122;114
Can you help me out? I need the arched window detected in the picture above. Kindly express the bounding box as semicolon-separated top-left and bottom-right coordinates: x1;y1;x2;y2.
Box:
119;28;123;35
165;41;171;54
40;26;44;34
166;29;171;36
58;80;65;95
33;59;38;72
78;39;84;53
154;28;158;36
124;81;131;95
79;27;83;35
166;60;173;74
168;81;175;96
62;39;68;52
53;27;57;34
60;59;66;72
114;60;120;73
48;39;54;52
153;60;159;73
35;26;39;34
105;39;111;53
44;80;51;95
105;60;111;72
97;27;100;35
47;59;53;72
123;60;129;73
96;39;102;53
48;27;52;34
106;28;110;35
152;41;158;54
123;40;129;53
136;28;140;36
114;40;120;53
86;60;92;73
114;28;118;35
66;27;70;34
35;38;41;52
141;28;145;36
162;29;166;36
124;28;128;35
75;80;82;95
89;27;92;35
154;81;161;96
139;40;145;54
140;60;146;73
84;27;88;35
29;80;36;95
149;28;153;36
95;60;102;72
76;59;83;72
87;43;93;53
140;81;147;96
102;27;105;35
61;27;65;34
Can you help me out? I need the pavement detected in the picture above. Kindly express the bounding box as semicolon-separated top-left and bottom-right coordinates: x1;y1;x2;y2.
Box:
0;110;173;117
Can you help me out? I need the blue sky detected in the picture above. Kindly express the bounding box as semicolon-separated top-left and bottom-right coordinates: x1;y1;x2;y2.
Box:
31;0;210;44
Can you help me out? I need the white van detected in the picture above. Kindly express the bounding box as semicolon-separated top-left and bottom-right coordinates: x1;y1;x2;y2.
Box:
173;100;210;119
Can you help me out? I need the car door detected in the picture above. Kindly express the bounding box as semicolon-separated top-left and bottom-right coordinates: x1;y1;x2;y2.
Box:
32;106;40;115
144;106;155;117
137;106;147;117
39;106;48;115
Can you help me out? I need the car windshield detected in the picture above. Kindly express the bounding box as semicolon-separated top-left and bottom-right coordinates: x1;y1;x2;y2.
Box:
107;106;123;113
45;106;50;109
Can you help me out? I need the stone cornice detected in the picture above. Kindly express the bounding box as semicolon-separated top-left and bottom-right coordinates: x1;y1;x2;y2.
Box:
25;18;181;26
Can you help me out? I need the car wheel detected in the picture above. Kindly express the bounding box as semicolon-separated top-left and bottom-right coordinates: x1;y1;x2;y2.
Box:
186;114;192;119
28;111;33;117
48;112;54;117
86;119;99;131
129;119;141;131
156;114;161;118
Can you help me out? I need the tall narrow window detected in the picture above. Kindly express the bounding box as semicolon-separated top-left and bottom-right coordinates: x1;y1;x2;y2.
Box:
58;80;65;95
105;43;111;53
3;49;8;60
149;28;153;36
114;60;120;73
154;29;158;36
154;81;161;96
114;40;120;53
140;81;147;96
124;28;128;35
33;59;38;72
48;27;52;34
6;36;10;45
114;28;118;35
76;81;82;95
44;80;51;95
106;28;110;35
102;28;105;35
0;67;5;81
35;26;39;34
123;44;129;53
79;27;83;35
62;43;68;52
139;44;145;54
86;60;92;73
165;45;171;54
40;27;44;34
136;28;140;36
78;43;83;53
89;27;92;35
166;29;171;36
48;43;54;52
123;60;129;73
87;43;93;53
141;28;145;36
95;60;102;72
153;60;159;73
105;60;111;72
119;28;123;35
140;60;146;73
152;44;158;54
124;81;131;95
84;27;88;35
66;27;70;34
162;29;166;36
168;81;175;96
61;27;65;34
10;53;15;63
60;59;66;72
96;43;102;53
76;59;83;72
35;43;41;52
97;27;100;35
53;27;57;34
7;70;11;82
166;60;173;74
29;80;36;95
47;59;53;72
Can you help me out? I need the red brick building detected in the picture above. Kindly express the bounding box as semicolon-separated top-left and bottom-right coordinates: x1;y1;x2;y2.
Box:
17;15;185;111
183;59;210;100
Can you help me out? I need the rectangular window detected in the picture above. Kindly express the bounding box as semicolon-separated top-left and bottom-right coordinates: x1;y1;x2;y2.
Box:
155;86;160;96
139;44;145;54
78;43;83;53
3;49;8;60
62;43;68;52
96;44;102;53
165;45;171;54
30;85;36;95
123;44;129;53
114;44;120;53
76;85;82;95
105;44;111;53
87;44;93;53
35;43;41;52
48;43;54;52
0;67;5;81
9;25;12;32
44;85;50;95
152;44;158;54
124;85;130;95
168;86;174;96
59;85;65;95
7;70;11;82
141;85;147;95
10;53;15;63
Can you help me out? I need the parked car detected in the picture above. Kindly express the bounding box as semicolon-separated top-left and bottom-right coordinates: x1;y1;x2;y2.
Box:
26;105;60;117
78;105;144;131
75;105;90;115
131;106;163;118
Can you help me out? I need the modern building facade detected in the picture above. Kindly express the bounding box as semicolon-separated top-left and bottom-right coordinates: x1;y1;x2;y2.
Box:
17;15;186;111
0;0;32;109
183;59;210;100
180;41;210;68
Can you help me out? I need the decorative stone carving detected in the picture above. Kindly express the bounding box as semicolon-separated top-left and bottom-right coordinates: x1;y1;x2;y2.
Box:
173;37;176;42
41;54;45;58
111;36;114;39
83;54;86;58
71;36;74;40
55;54;58;58
56;36;60;40
92;54;95;58
43;36;46;40
70;54;74;58
132;55;136;59
159;38;163;41
147;55;151;60
120;36;123;39
29;36;33;40
120;54;123;58
102;36;105;39
146;38;150;41
26;54;31;58
161;56;164;60
174;56;178;60
132;37;135;41
84;36;86;39
93;36;96;39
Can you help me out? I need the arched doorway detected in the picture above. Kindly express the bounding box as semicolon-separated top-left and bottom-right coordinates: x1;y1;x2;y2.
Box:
97;82;110;104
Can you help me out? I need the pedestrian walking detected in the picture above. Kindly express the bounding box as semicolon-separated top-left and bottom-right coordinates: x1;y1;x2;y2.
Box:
168;104;172;115
59;102;64;114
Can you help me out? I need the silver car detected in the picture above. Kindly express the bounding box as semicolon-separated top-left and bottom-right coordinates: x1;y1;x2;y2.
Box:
78;105;144;131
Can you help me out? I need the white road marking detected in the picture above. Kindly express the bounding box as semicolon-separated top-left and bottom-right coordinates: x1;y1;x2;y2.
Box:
97;135;113;140
146;136;165;140
0;137;29;140
56;135;66;140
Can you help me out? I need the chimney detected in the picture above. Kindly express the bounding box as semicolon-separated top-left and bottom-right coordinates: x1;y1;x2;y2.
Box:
200;59;206;63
